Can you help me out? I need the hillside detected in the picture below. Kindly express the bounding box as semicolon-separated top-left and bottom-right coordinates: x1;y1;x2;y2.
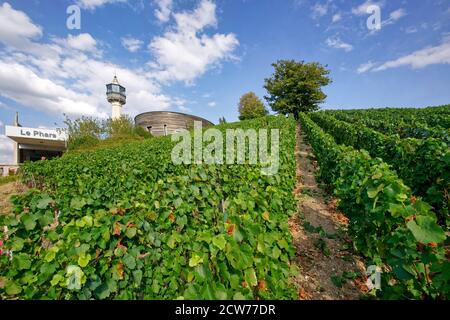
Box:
1;108;449;300
0;115;298;300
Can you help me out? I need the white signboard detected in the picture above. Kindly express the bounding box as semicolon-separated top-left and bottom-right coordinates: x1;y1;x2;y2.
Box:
5;126;68;141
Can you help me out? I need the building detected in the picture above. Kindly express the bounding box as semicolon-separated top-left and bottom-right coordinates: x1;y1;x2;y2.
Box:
135;111;214;137
2;113;67;176
106;75;126;120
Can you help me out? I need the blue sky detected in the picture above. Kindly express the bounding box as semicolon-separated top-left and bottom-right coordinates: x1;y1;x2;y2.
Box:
0;0;450;162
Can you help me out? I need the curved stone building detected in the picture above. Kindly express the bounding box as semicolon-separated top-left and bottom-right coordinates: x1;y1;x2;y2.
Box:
135;111;214;137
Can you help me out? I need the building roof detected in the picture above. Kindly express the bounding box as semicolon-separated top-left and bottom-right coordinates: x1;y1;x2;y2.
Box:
134;111;214;126
111;75;120;85
5;125;67;149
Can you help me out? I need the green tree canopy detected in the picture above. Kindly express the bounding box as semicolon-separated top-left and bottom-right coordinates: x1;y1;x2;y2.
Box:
238;92;269;121
264;60;332;118
63;115;103;150
63;115;151;151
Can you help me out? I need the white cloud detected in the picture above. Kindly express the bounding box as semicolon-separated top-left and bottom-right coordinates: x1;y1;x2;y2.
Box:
67;33;98;52
0;3;180;119
364;8;406;35
381;8;406;27
352;2;405;34
405;26;418;34
0;2;42;46
357;38;450;73
121;37;144;52
178;105;191;113
0;6;99;71
357;61;376;74
352;0;384;16
293;0;305;8
311;2;329;19
0;101;12;111
0;135;14;164
389;8;406;21
53;33;99;53
332;13;342;23
326;37;353;52
374;38;450;71
207;101;216;107
173;0;217;32
56;55;175;116
0;60;100;116
77;0;127;10
149;0;239;84
154;0;173;23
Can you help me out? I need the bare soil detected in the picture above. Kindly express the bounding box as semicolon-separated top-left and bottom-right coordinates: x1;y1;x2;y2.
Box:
291;123;368;300
0;181;27;215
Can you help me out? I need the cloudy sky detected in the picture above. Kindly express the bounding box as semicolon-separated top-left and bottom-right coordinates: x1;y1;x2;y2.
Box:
0;0;450;162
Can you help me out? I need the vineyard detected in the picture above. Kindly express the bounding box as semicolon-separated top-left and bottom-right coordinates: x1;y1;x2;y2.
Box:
300;107;449;299
0;106;449;300
0;116;298;300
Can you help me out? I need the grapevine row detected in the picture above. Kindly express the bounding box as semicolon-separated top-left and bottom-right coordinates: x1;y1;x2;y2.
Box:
310;111;450;229
328;105;450;129
299;112;448;299
329;111;450;144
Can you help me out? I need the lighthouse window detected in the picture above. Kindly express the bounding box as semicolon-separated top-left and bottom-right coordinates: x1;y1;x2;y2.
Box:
164;124;168;136
147;126;152;133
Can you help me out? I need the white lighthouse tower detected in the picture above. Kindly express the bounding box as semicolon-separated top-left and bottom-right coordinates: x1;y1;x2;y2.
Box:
106;75;126;120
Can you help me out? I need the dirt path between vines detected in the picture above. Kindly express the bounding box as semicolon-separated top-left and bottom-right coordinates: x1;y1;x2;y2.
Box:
0;181;27;215
290;123;368;300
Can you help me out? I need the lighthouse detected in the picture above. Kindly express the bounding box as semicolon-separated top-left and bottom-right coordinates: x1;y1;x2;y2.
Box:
106;75;126;120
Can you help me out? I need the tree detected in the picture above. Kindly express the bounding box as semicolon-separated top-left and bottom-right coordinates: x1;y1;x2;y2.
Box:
64;115;151;151
218;116;227;124
64;115;103;150
104;115;152;139
264;60;332;118
238;92;268;121
104;115;135;137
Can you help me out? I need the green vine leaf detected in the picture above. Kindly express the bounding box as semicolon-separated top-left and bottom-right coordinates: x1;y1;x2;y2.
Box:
244;268;258;287
78;253;91;268
37;195;53;209
189;254;203;267
212;235;226;250
406;216;446;244
66;265;84;291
